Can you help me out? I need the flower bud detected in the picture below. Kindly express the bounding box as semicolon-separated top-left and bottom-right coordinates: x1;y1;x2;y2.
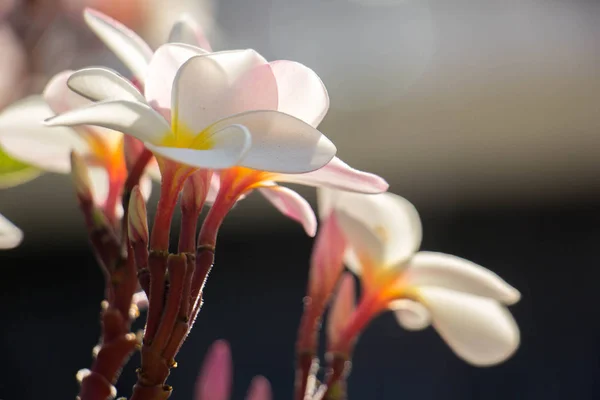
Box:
70;151;93;202
182;169;213;213
128;185;148;244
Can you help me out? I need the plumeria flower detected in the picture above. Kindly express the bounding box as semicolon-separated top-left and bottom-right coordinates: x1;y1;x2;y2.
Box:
195;340;271;400
0;213;23;249
323;190;521;366
76;9;389;237
0;71;153;220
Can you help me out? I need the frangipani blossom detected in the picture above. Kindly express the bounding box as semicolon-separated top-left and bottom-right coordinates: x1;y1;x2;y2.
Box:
195;340;272;400
0;71;153;219
322;190;521;366
0;213;23;249
77;9;388;236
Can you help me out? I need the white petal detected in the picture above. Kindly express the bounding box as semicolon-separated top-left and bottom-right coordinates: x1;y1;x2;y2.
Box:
43;70;91;114
144;43;207;113
67;67;145;103
144;124;251;169
168;14;213;51
83;9;153;82
405;252;521;305
418;286;520;366
270;60;329;127
259;185;317;236
211;110;336;173
172;50;278;133
320;191;422;270
389;299;431;331
0;213;22;249
44;100;172;145
277;157;388;193
334;208;387;270
0;96;88;173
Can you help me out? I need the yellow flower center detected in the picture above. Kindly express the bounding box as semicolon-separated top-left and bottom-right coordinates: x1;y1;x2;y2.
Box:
161;121;214;150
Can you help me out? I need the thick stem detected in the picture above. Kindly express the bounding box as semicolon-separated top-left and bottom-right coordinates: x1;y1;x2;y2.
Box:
320;355;350;400
144;251;169;344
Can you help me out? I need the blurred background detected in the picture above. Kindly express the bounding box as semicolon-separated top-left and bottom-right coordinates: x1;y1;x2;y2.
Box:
1;0;600;399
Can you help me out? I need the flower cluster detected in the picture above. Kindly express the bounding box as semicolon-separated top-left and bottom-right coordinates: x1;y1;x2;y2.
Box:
0;7;521;400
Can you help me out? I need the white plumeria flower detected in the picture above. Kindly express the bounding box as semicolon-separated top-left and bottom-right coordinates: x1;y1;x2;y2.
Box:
0;213;22;249
77;9;388;236
0;71;153;217
322;190;521;366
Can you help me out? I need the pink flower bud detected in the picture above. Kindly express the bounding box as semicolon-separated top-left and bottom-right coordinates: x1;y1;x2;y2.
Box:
128;185;148;244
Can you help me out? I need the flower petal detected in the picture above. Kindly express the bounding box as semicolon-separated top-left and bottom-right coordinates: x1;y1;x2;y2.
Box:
0;96;88;173
404;252;521;305
168;14;213;51
44;100;172;145
172;50;278;133
144;43;207;113
43;70;91;114
327;273;356;348
270;60;329;127
334;208;387;270
417;286;520;366
320;191;422;271
258;185;317;236
195;340;232;400
211;110;336;173
245;376;272;400
389;299;431;331
83;8;153;82
144;124;251;169
308;213;346;300
277;157;388;194
67;67;145;103
0;213;22;249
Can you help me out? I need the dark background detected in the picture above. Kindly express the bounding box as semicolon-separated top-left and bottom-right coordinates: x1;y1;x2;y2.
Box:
2;185;599;400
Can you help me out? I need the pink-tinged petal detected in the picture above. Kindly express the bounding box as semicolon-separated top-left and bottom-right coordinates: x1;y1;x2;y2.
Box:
308;213;346;300
0;96;88;173
327;273;356;348
277;157;388;194
0;213;22;249
83;8;153;82
320;191;422;273
44;100;172;145
389;299;431;331
210;110;336;173
195;340;232;400
172;50;278;133
404;252;521;305
245;376;272;400
67;67;145;103
144;43;207;113
168;14;213;51
270;60;329;127
259;185;317;236
43;70;91;114
205;172;221;204
417;286;520;366
144;124;251;169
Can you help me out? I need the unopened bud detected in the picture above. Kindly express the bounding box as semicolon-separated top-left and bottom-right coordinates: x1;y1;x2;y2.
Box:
327;273;356;349
70;151;92;201
128;185;148;244
182;169;212;212
308;214;346;301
